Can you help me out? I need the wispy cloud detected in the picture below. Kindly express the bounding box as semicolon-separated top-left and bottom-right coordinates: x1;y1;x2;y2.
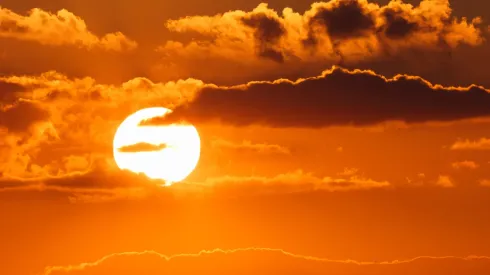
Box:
117;142;168;153
211;139;290;154
436;175;455;188
43;247;490;275
451;138;490;150
451;161;479;169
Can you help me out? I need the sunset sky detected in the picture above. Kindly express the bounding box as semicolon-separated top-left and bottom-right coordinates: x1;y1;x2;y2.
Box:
2;0;490;274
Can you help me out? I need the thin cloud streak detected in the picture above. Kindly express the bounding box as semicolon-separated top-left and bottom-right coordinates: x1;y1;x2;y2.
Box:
211;139;290;154
451;138;490;150
43;247;490;275
117;142;169;153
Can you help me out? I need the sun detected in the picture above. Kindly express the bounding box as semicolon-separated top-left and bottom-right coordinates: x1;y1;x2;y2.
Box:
113;107;200;185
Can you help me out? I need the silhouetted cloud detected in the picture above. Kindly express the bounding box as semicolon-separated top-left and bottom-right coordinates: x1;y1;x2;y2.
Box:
380;7;418;39
140;67;490;128
304;0;375;46
241;13;286;62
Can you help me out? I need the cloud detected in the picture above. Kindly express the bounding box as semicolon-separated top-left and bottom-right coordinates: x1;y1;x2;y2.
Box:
0;99;50;133
304;0;376;44
140;66;490;128
211;139;290;154
0;156;166;203
159;0;483;65
436;175;455;188
480;180;490;187
450;138;490;150
42;247;490;275
1;153;389;201
0;71;204;179
0;80;25;103
241;12;287;62
337;167;359;176
0;6;137;51
198;170;390;194
451;161;479;169
0;68;486;196
117;142;168;153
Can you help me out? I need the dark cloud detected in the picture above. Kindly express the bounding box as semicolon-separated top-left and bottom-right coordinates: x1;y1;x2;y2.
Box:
0;160;167;203
140;67;490;128
0;80;25;103
41;167;150;190
380;8;419;39
117;142;168;153
241;13;286;62
305;0;375;45
159;1;484;86
0;19;29;33
0;100;50;132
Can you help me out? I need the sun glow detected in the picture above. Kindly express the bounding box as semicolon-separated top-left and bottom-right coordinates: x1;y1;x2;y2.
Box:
113;107;200;185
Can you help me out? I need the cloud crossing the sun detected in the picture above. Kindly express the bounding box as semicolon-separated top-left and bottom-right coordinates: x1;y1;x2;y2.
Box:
140;66;490;128
117;142;169;153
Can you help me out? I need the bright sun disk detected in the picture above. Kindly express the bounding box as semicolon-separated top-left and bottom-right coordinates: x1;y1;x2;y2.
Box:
113;107;200;186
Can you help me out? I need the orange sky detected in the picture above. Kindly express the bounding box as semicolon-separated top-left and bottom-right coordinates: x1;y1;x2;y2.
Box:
2;1;490;275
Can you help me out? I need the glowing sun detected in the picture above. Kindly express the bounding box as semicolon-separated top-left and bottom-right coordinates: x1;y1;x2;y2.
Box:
113;107;200;185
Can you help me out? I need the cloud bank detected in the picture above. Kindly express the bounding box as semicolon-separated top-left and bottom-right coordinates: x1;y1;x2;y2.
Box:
141;66;490;128
160;0;484;65
0;6;137;51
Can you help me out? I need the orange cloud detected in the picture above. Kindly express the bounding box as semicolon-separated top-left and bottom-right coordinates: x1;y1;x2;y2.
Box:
159;0;483;65
211;138;290;154
1;156;389;202
435;175;455;188
0;99;49;133
480;180;490;187
2;67;489;195
0;72;204;180
0;157;163;203
451;138;490;150
199;170;390;194
451;161;479;169
337;167;359;176
0;6;137;51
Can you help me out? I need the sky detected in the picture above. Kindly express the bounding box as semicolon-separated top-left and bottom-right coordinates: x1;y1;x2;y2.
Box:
1;0;490;274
